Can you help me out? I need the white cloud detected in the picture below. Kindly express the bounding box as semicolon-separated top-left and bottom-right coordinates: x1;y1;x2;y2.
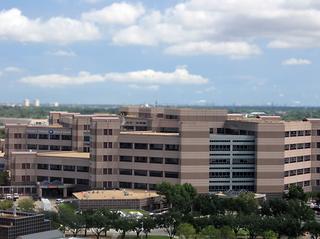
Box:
82;2;145;25
48;50;76;57
4;66;22;72
165;41;261;58
282;58;312;65
0;8;100;43
19;67;208;87
128;84;159;91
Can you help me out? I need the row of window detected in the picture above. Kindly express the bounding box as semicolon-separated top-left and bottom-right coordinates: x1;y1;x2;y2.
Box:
37;164;89;172
212;128;256;136
27;144;72;151
119;182;157;190
284;155;311;164
284;168;311;177
284;181;310;190
119;168;179;178
209;185;254;191
210;145;255;152
284;143;311;150
210;158;255;165
25;134;72;140
119;142;180;151
36;176;89;185
209;171;255;178
119;156;179;164
285;130;312;137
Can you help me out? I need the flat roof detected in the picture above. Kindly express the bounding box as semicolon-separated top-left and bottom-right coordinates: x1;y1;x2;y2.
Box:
37;151;90;159
120;131;179;136
73;189;159;200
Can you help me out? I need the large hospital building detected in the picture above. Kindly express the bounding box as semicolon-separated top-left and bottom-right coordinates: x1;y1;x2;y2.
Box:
3;106;320;197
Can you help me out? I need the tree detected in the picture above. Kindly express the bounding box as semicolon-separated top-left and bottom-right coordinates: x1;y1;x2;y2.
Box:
0;171;9;186
304;221;320;239
0;200;13;210
17;198;34;212
199;225;221;239
220;226;236;239
156;210;182;239
261;198;288;216
177;223;196;239
234;192;259;215
115;217;135;239
263;230;278;239
142;216;156;238
284;185;307;202
58;204;84;237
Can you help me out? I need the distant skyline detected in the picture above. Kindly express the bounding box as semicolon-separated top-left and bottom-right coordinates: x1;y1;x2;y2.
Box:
0;0;320;106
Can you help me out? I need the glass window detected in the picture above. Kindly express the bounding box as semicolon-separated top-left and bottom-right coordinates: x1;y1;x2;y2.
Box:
150;157;163;164
165;158;179;165
149;144;163;150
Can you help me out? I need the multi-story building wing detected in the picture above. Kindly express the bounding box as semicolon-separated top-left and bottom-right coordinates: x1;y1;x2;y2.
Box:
4;106;320;197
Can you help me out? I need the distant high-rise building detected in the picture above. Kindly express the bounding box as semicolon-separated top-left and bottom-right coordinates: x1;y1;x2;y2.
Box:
34;99;40;107
23;99;30;107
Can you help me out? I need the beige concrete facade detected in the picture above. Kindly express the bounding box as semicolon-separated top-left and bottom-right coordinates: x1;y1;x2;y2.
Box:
4;106;320;197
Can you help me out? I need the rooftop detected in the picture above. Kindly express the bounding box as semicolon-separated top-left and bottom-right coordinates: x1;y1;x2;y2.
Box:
37;151;90;159
73;189;159;200
120;131;179;136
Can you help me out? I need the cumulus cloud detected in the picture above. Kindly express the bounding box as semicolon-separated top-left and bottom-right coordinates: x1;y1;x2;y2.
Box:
165;41;261;58
282;58;312;65
0;8;100;43
4;66;22;72
82;2;145;25
47;50;76;57
19;68;208;87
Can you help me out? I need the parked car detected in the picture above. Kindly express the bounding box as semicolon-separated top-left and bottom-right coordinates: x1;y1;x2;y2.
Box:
5;194;13;200
56;198;64;204
13;193;19;200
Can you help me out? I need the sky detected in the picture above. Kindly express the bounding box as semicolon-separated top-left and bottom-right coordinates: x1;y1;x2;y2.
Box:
0;0;320;106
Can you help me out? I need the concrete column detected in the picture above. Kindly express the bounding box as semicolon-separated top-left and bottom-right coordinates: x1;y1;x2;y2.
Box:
63;188;67;198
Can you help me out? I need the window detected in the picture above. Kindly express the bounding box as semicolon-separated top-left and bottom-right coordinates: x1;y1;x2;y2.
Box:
304;168;311;174
134;170;147;176
233;145;255;151
305;130;311;136
149;171;163;177
39;134;48;139
284;158;289;164
63;165;75;171
209;128;214;134
22;176;30;182
119;182;132;188
83;147;90;152
103;181;113;188
305;143;311;149
14;133;22;138
210;145;230;151
134;156;147;163
165;144;180;151
77;179;89;185
103;168;113;175
304;181;310;187
61;135;72;140
317;130;320;136
119;156;132;162
22;163;30;169
304;155;311;161
297;169;303;175
317;142;320;149
209;185;230;191
83;136;90;142
37;164;48;170
210;172;230;178
37;176;48;182
290;131;297;137
119;142;133;149
297;156;303;162
77;166;89;172
104;129;113;135
165;172;179;178
297;143;304;149
50;164;62;171
50;145;60;150
290;170;297;176
317;155;320;161
83;125;90;130
285;131;290;137
285;144;290;150
27;134;37;139
298;131;304;136
149;184;156;190
290;157;297;163
165;158;179;165
165;114;179;120
14;144;22;149
27;144;37;150
38;145;48;150
290;144;296;150
104;142;113;148
232;172;255;178
232;158;254;165
135;143;148;150
134;183;147;189
119;169;132;175
150;144;163;150
150;157;163;164
103;155;113;161
64;178;75;184
284;171;289;177
61;146;72;151
50;134;60;140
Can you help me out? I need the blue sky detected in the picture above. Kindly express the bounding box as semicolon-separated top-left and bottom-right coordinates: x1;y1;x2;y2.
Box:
0;0;319;106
